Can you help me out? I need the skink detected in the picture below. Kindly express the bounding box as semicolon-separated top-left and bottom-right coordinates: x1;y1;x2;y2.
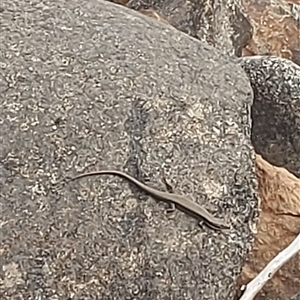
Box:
67;170;230;230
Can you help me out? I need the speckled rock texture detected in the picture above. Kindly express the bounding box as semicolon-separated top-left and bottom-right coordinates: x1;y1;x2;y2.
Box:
0;0;257;299
127;0;253;57
238;56;300;178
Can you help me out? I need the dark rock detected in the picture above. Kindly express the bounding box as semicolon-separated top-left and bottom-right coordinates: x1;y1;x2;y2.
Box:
127;0;253;57
238;56;300;178
229;2;253;57
0;0;257;299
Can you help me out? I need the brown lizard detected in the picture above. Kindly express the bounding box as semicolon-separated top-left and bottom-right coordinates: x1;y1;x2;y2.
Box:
67;170;230;230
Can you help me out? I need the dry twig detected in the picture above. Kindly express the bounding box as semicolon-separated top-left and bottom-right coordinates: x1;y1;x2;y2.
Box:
239;233;300;300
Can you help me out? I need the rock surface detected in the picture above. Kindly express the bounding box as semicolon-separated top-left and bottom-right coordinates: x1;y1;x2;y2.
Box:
125;0;300;179
238;56;300;178
127;0;253;57
240;0;300;65
119;0;300;298
0;0;257;299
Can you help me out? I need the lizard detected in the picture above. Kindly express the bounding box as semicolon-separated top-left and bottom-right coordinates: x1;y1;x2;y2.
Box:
66;170;230;230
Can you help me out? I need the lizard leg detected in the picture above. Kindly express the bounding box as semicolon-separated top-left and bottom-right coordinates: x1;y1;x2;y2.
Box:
162;176;174;193
166;202;176;213
161;169;176;213
198;220;223;231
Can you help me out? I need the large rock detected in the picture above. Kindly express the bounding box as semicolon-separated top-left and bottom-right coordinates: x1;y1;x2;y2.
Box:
126;0;300;180
0;0;257;299
238;56;300;178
